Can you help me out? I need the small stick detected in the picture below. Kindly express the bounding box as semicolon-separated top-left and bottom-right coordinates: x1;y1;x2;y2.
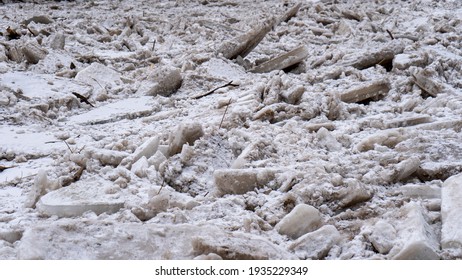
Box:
219;99;232;129
63;140;74;153
77;145;86;154
193;81;239;99
386;29;394;40
152;39;156;52
157;184;164;195
90;77;107;95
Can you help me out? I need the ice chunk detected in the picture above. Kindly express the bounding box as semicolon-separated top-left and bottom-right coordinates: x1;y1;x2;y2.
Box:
392;202;439;260
168;122;204;156
75;62;121;89
441;174;462;251
137;66;182;97
214;168;277;195
316;127;342;151
36;181;124;217
281;85;305;105
192;231;295;260
337;180;372;208
289;225;341;259
131;156;149;178
391;156;420;182
50;32;65;50
355;128;409;152
145;191;170;216
0;229;23;244
131;136;159;165
393;54;413;70
148;150;167;170
22;41;48;64
399;184;441;199
134;188;197;221
369;220;396;254
24;170;58;208
275;204;322;239
85;147;129;167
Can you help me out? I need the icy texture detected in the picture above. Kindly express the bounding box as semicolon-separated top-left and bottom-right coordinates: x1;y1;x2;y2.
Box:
168;122;204;156
368;221;396;254
289;225;341;259
214;168;277;195
37;182;124;217
275;204;322;239
85;147;129;167
2;0;462;260
441;174;462;251
75;62;121;89
391;202;439;260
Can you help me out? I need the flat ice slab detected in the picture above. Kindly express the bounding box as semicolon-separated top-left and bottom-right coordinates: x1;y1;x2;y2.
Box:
37;181;124;217
0;125;65;156
67;96;155;125
0;72;88;99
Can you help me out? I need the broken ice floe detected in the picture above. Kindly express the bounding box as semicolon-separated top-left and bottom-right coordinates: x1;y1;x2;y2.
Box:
36;180;124;217
67;96;155;125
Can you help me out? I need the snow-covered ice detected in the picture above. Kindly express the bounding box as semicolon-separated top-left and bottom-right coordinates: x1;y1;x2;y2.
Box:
1;0;462;260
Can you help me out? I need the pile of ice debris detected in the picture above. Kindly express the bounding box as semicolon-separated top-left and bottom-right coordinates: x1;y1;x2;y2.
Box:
1;0;462;259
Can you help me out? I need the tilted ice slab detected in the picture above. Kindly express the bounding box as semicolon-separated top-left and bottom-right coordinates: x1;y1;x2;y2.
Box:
36;181;124;217
66;96;155;125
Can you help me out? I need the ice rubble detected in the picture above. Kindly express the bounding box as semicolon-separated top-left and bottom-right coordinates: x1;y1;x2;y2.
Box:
1;0;462;260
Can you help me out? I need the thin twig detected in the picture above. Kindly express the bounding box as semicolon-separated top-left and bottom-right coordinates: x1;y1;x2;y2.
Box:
157;184;164;195
386;29;394;40
152;39;156;52
77;145;86;154
219;99;232;129
193;80;239;99
63;140;74;153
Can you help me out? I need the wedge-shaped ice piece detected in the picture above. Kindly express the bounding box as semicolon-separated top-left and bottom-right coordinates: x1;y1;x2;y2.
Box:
217;17;275;60
140;66;183;97
168;122;204;156
214;168;277;195
250;46;309;73
340;80;390;103
22;41;48;64
412;70;443;97
289;225;341;259
276;204;322;239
